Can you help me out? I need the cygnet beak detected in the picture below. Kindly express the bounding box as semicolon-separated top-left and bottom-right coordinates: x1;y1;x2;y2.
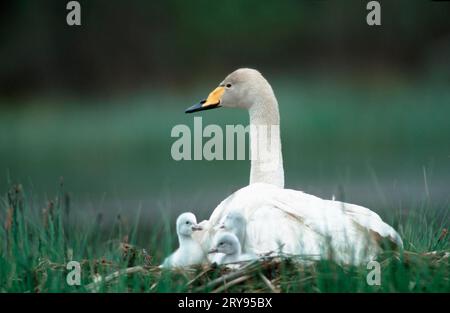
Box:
208;248;219;254
191;224;203;231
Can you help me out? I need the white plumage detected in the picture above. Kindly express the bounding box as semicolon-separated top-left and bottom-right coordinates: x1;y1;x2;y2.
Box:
160;212;206;268
198;183;402;264
208;232;257;265
217;211;247;250
187;68;403;265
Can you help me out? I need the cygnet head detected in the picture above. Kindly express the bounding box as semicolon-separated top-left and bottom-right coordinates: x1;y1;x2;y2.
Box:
220;211;246;234
209;232;241;256
176;212;203;237
185;68;275;113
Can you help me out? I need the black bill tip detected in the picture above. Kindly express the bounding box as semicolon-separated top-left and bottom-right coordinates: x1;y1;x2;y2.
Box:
185;100;220;113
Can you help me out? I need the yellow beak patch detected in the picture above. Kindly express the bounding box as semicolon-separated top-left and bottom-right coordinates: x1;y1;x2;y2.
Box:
202;86;224;108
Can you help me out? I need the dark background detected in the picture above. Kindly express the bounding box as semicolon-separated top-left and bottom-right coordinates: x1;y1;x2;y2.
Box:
1;0;449;98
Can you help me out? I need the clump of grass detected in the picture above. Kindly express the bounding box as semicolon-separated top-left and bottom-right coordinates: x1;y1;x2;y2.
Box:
0;183;448;292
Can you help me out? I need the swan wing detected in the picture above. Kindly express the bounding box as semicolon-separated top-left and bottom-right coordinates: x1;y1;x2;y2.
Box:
275;187;403;248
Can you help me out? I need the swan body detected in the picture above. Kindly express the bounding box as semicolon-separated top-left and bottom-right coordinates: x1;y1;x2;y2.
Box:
199;183;402;264
209;232;257;265
160;212;206;268
186;68;403;265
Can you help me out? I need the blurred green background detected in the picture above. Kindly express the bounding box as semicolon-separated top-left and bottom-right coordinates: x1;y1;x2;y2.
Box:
0;0;449;223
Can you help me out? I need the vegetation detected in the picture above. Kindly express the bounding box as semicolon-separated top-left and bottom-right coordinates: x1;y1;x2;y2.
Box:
0;181;448;292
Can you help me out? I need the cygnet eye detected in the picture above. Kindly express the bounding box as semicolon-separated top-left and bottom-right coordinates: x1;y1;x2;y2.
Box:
225;83;232;88
186;221;190;225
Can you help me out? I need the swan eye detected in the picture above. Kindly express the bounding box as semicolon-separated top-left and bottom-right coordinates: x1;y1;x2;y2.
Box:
186;221;190;225
225;83;232;88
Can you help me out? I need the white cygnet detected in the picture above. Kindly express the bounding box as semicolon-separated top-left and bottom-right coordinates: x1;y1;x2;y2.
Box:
160;212;206;268
218;211;247;249
208;232;257;265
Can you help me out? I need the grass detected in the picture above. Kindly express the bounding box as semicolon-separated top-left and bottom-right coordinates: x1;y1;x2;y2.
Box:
0;182;448;293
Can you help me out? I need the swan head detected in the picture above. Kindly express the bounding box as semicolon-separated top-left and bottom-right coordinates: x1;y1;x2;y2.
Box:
208;232;241;255
176;212;203;237
186;68;273;113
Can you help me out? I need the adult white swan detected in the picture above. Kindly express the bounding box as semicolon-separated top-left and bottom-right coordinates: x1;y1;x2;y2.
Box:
185;68;402;265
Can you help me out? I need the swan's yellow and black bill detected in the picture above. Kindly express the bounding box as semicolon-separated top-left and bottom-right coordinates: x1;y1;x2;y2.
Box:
185;86;224;113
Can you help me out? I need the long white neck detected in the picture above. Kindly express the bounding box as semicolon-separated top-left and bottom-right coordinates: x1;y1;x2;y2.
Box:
248;86;284;188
